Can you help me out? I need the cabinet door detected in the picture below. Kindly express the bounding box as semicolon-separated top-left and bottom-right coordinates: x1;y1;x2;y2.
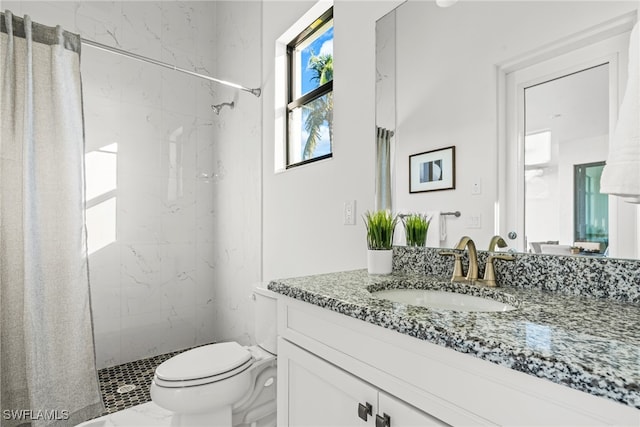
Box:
378;392;451;427
279;338;378;426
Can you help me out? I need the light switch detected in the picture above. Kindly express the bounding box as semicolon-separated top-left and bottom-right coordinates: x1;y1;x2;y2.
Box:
471;178;482;195
343;200;356;225
466;214;481;229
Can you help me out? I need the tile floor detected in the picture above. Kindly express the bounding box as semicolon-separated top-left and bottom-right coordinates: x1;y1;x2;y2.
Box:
83;342;277;427
97;344;212;415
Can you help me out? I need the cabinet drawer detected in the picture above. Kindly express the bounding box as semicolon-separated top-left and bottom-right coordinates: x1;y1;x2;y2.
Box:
279;337;450;427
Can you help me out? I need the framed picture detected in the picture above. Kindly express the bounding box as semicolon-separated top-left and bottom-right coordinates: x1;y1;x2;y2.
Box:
409;146;456;193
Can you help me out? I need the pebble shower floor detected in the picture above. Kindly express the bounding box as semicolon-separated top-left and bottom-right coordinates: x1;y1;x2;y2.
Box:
97;344;212;415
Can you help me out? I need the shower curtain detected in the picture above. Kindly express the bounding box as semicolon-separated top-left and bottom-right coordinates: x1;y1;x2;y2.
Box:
0;11;103;426
375;126;393;211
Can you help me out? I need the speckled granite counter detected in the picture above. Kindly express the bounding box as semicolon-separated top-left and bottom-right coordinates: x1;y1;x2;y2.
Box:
268;269;640;410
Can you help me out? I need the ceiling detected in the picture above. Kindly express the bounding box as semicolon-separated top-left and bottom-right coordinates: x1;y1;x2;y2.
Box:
525;63;609;143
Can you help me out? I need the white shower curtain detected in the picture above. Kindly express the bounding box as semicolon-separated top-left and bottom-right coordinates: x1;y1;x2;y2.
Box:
0;11;103;426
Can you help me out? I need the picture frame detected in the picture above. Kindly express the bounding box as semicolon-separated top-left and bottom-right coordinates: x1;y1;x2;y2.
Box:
409;146;456;193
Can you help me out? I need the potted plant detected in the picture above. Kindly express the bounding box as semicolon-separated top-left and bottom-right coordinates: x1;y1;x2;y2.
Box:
363;210;398;274
402;213;430;247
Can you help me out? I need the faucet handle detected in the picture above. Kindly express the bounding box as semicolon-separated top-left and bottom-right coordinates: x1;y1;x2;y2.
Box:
478;254;515;287
439;250;465;282
439;250;460;256
489;254;515;262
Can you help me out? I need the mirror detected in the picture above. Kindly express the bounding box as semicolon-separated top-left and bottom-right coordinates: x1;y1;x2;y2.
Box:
524;64;610;256
376;0;639;259
375;8;396;134
375;8;397;211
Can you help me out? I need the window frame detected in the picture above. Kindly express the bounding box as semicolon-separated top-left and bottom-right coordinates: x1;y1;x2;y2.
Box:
573;160;608;250
285;7;334;169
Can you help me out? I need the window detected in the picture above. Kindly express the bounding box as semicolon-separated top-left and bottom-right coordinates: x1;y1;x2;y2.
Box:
286;7;333;168
574;161;608;251
524;130;551;166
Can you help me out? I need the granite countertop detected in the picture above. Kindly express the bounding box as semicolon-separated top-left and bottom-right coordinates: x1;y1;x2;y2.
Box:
268;270;640;409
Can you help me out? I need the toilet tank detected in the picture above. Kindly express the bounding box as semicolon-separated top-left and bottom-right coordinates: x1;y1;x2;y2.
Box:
253;285;278;355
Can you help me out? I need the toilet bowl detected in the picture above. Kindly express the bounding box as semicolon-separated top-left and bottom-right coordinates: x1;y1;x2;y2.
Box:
150;286;278;427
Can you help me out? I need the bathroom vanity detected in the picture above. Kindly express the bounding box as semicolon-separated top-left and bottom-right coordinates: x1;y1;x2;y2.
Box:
268;248;640;426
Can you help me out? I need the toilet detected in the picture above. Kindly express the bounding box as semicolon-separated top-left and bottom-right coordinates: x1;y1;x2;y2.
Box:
150;286;278;427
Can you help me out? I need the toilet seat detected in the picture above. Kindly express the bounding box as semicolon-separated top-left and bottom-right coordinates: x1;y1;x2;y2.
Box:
154;342;253;388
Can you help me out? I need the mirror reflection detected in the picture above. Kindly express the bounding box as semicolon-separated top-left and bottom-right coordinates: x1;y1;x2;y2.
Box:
376;0;639;259
524;64;609;256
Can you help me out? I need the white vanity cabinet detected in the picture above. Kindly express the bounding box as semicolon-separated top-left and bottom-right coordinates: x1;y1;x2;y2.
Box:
279;337;447;426
276;294;640;426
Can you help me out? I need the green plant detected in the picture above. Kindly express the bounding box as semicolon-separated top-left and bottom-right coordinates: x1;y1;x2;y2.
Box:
402;214;430;247
363;210;398;250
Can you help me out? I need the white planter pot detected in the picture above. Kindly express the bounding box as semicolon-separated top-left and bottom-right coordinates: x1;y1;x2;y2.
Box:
367;249;393;275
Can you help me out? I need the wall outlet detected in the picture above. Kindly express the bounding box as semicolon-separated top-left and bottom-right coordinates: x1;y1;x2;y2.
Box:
343;200;356;225
466;214;481;229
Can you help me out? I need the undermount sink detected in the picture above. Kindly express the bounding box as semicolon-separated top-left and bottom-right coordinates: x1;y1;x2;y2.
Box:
371;289;516;312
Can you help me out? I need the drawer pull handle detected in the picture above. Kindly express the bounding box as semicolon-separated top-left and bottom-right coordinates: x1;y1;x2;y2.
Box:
357;402;372;421
376;413;391;427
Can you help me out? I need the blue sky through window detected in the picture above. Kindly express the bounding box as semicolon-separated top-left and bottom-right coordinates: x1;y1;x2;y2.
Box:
300;25;332;159
289;21;333;165
301;93;332;157
300;26;333;96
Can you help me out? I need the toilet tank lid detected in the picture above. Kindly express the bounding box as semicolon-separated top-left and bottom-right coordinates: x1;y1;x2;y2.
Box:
155;342;251;381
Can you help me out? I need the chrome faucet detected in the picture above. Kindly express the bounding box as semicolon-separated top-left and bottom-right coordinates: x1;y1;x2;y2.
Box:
440;236;479;283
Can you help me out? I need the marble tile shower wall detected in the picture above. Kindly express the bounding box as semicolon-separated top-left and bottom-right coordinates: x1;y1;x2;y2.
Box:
394;247;640;303
4;1;262;369
206;1;262;350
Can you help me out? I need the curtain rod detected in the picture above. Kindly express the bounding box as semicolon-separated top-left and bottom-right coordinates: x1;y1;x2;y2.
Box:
81;38;261;98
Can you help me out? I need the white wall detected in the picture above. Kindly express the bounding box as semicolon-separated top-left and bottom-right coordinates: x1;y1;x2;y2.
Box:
262;0;402;281
394;1;638;250
3;1;262;368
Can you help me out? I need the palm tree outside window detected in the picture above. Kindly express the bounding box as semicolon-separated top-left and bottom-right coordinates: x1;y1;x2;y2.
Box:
286;7;333;168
